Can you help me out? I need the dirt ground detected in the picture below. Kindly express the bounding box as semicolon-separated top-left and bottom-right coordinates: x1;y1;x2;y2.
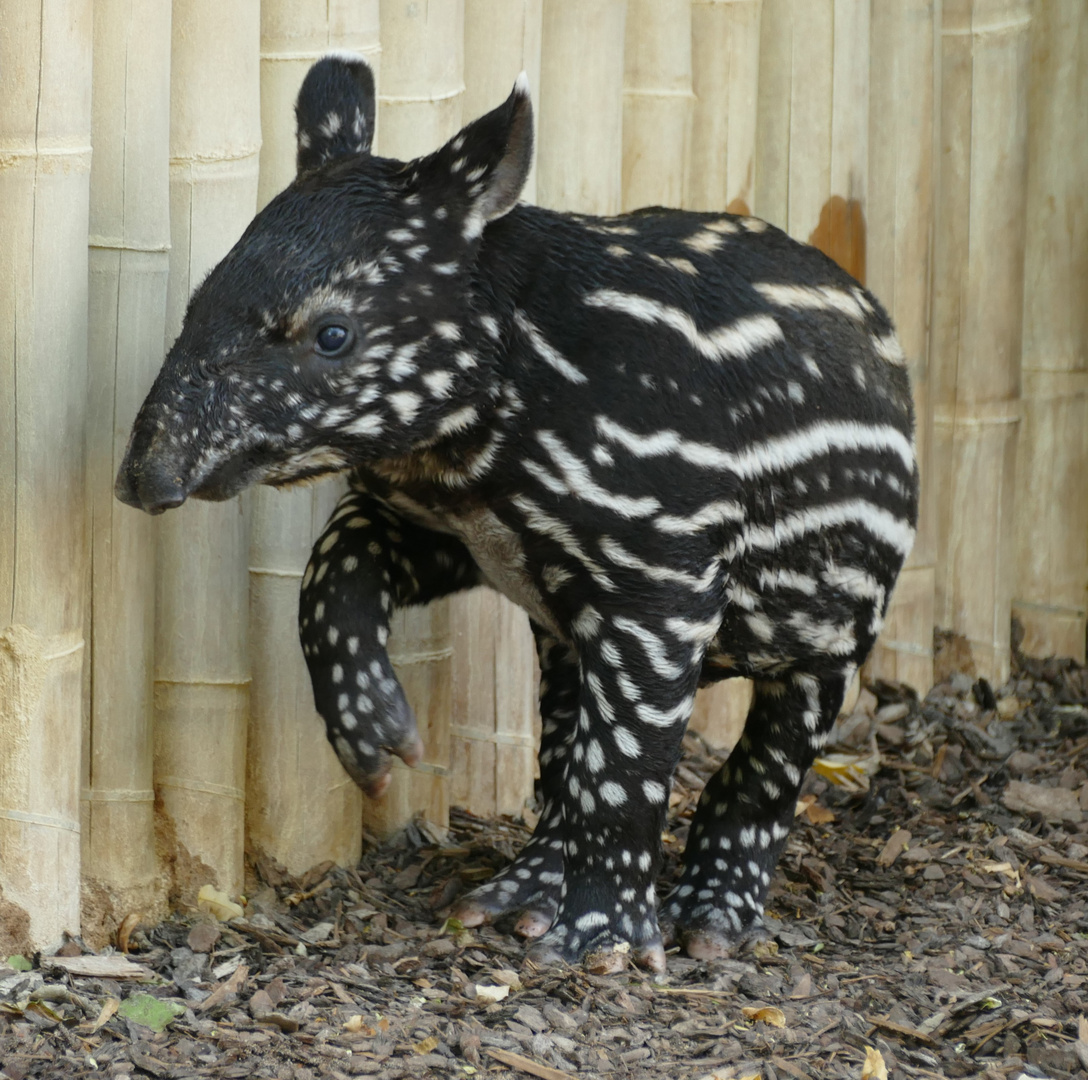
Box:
3;649;1088;1080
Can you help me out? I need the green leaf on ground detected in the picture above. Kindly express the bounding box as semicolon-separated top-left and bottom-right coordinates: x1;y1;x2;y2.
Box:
118;992;186;1032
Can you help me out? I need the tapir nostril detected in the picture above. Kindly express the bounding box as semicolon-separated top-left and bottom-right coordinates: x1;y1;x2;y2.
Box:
114;455;190;515
144;492;186;515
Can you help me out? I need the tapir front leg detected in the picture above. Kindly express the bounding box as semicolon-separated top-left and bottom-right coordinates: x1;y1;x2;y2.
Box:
299;486;481;796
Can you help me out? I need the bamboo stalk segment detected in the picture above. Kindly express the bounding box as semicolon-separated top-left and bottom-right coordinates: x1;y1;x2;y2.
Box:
377;0;464;163
621;0;693;212
464;0;542;202
688;680;752;754
537;0;628;214
258;0;381;207
456;0;543;821
155;0;261;902
0;0;93;953
863;0;938;692
81;0;172;944
449;590;537;817
931;0;1032;684
244;2;378;879
686;0;762;215
1012;1;1088;663
754;0;869;285
367;0;466;836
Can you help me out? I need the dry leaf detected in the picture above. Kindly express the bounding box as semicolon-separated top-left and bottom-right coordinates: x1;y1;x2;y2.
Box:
861;1046;888;1080
116;912;141;954
799;795;835;824
414;1035;439;1054
88;996;119;1034
1003;780;1083;823
197;885;244;922
475;983;510;1004
813;750;881;792
741;1005;786;1027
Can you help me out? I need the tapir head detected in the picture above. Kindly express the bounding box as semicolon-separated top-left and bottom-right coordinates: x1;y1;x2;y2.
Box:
116;55;532;513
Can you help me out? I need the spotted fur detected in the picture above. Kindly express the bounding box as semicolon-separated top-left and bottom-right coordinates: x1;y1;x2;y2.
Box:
116;55;918;970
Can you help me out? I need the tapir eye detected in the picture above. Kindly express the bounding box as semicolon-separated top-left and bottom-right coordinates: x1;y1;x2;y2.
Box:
314;322;354;357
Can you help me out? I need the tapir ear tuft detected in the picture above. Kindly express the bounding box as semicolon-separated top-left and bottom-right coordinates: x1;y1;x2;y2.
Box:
416;74;534;240
296;54;375;175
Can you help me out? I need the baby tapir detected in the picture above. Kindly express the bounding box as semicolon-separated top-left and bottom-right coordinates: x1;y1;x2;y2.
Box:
117;55;918;972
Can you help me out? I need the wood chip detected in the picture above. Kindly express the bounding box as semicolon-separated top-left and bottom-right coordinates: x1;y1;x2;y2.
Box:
876;829;911;867
865;1016;934;1044
485;1047;574;1080
45;955;152;980
1002;780;1084;823
196;963;249;1012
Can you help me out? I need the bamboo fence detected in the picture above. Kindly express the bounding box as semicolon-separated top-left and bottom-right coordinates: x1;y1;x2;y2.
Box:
83;0;173;943
864;0;938;693
153;0;261;905
1;1;1085;950
0;0;93;955
685;0;762;216
1012;0;1088;663
931;0;1033;686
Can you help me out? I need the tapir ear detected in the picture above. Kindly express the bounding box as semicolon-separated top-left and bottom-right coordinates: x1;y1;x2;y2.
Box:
295;54;376;175
416;74;534;240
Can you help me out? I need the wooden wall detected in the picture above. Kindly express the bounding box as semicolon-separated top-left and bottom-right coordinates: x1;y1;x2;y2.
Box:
1;0;1085;952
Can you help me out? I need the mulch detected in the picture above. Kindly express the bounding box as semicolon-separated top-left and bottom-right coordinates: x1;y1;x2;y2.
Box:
3;652;1088;1080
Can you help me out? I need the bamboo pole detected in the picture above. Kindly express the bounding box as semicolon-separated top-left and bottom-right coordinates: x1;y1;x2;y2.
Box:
0;0;92;953
1012;1;1088;663
621;0;693;212
81;0;172;944
685;0;762;215
754;0;869;285
537;0;628;215
863;0;938;692
451;0;542;819
245;2;378;879
368;0;466;836
464;0;542;202
377;0;464;162
931;0;1032;684
154;0;261;902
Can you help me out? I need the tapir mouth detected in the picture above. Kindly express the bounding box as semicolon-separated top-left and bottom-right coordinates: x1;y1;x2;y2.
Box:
115;438;349;514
